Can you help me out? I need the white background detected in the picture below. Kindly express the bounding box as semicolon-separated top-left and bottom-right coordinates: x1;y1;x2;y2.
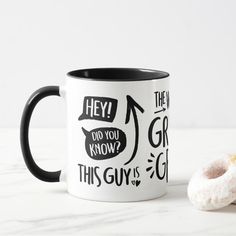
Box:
0;0;236;128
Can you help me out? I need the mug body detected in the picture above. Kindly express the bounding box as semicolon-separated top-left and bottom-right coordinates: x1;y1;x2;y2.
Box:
63;68;169;202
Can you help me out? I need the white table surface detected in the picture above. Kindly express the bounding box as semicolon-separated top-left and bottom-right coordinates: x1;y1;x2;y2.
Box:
1;128;236;235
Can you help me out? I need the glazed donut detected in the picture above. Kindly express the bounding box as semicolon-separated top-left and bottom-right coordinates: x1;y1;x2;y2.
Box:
188;154;236;210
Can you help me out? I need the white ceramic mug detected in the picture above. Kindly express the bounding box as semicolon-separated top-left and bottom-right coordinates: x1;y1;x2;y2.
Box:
20;68;170;202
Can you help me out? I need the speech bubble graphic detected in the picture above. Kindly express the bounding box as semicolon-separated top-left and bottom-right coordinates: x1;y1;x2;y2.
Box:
79;96;118;122
82;127;127;160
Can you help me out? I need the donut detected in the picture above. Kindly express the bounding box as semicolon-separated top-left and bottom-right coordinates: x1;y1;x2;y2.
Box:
187;154;236;210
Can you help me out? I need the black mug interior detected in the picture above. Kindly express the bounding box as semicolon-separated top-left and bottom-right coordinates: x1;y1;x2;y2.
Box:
67;68;169;81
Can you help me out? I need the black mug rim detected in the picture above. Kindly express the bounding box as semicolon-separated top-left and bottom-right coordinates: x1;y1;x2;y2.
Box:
67;68;169;82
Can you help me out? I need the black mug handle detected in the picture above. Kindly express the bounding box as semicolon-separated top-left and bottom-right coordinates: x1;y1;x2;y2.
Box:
20;86;61;182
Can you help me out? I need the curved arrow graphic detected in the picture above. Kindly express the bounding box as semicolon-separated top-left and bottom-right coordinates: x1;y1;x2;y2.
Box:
124;95;144;165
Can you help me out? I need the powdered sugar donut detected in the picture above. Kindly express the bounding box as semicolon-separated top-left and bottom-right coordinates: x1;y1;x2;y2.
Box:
188;154;236;210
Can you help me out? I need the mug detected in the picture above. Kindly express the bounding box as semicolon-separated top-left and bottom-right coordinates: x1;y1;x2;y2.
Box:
20;68;170;202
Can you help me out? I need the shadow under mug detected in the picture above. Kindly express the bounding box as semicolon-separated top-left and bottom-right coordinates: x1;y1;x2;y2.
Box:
20;68;170;202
